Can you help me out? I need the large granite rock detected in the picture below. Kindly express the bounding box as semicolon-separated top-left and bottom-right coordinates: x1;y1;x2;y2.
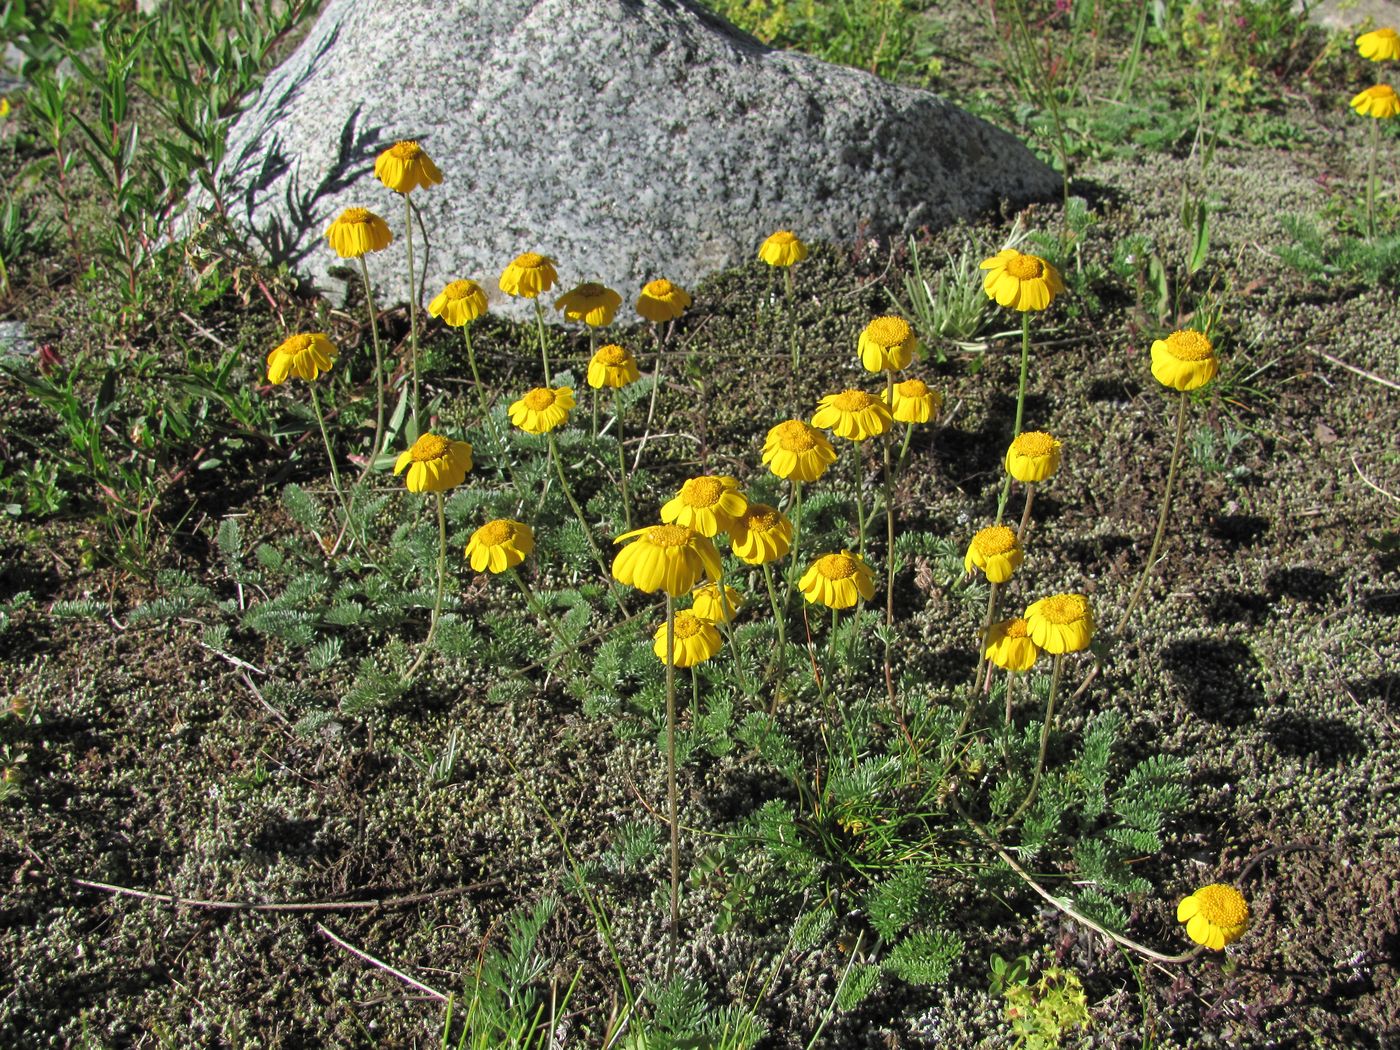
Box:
212;0;1059;318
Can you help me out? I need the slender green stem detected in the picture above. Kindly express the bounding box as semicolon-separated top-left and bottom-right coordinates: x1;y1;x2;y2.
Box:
1116;391;1189;634
783;481;804;611
356;255;385;481
882;372;897;705
403;193;421;435
715;564;752;697
897;420;915;469
634;323;664;471
997;313;1033;525
1004;669;1015;726
999;652;1065;833
1367;116;1379;242
546;431;627;612
308;382;354;540
403;492;447;683
664;594;680;979
822;606;839;701
1016;482;1037;542
974;581;1000;694
509;567;576;679
534;300;553;385
614;388;632;530
785;266;798;377
850;444;866;559
762;562;786;707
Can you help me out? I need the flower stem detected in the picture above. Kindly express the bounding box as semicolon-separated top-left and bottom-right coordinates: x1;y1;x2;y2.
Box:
403;193;421;435
1367;115;1379;241
783;481;804;612
851;445;866;559
1000;651;1064;833
403;491;447;683
1116;391;1189;635
762;562;787;709
664;593;680;979
785;266;798;376
882;371;898;706
974;581;1000;694
614;388;632;530
356;255;386;481
309;382;354;541
546;431;627;613
509;567;576;679
534;300;552;385
1016;482;1037;542
996;313;1033;524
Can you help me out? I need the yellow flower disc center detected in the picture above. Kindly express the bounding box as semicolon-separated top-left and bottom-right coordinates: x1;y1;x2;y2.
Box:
341;207;371;223
479;520;514;546
672;612;704;639
574;282;606;299
1195;885;1248;927
596;344;628;364
746;508;779;533
644;279;675;296
771;231;796;244
867;316;912;348
516;252;546;268
409;434;450;462
1038;594;1089;624
1005;254;1044;280
1005;618;1030;639
443;280;474;300
646;524;693;549
682;477;724;507
973;526;1018;556
896;379;929;397
282;334;313;354
390;140;422;159
777;421;817;451
524;388;556;410
816;554;858;580
1012;431;1058;457
831;390;876;412
1164;330;1214;361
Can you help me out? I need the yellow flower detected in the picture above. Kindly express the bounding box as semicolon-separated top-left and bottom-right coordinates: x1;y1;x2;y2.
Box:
983;618;1039;672
325;207;393;258
266;332;337;384
428;280;488;327
373;140;443;194
979;248;1066;311
636;279;691;322
1351;83;1400;118
509;386;574;434
857;316;917;372
587;344;641;389
0;98;10;119
1024;593;1094;654
661;475;748;537
1177;884;1249;951
964;525;1023;584
799;551;876;609
762;419;837;482
499;252;558;299
612;523;722;596
1357;27;1400;61
555;282;622;327
465;519;534;573
1005;431;1062;483
812;389;893;442
691;582;743;623
393;433;473;493
727;502;793;565
884;377;941;424
653;609;723;667
758;230;807;267
1150;329;1218;391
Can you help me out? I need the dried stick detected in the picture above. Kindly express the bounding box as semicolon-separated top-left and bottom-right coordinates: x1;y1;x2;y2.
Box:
316;922;448;1002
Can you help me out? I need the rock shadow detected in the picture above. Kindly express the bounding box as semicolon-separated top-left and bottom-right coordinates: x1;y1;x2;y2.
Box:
1207;514;1268;549
1262;711;1365;764
1162;638;1264;726
1200;590;1271;627
1264;566;1338;605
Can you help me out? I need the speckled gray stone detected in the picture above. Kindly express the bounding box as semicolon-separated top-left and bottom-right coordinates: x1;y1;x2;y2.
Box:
210;0;1059;319
0;320;34;359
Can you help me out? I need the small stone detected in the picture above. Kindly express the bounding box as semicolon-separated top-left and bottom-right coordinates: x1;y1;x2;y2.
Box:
0;320;34;359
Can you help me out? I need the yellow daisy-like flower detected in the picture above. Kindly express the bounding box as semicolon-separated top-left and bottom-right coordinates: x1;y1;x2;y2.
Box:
1351;83;1400;118
812;389;893;442
509;386;574;434
428;279;488;327
587;343;641;389
612;523;722;596
884;377;941;424
373;140;443;194
758;230;807;267
1177;884;1249;951
727;502;793;565
983;618;1039;672
857;316;917;373
979;248;1066;311
799;551;876;609
1024;593;1094;654
465;518;534;574
636;279;691;323
964;525;1023;584
555;282;622;327
691;582;743;624
499;252;558;299
1150;329;1218;392
266;332;337;385
762;419;838;482
653;609;723;667
324;207;393;259
1357;27;1400;62
1005;431;1062;483
661;475;748;537
392;433;473;493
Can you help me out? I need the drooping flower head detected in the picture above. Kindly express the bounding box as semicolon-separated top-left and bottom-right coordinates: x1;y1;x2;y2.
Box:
763;419;837;482
587;343;641;389
267;332;337;385
1150;329;1218;391
1177;884;1249;951
1351;83;1400;118
465;519;534;574
612;523;721;596
984;618;1039;672
759;230;807;267
499;252;558;299
428;280;488;327
812;389;893;442
799;551;876;609
509;386;574;434
373;140;443;194
964;525;1024;584
691;582;743;624
1024;593;1094;654
979;248;1066;311
393;433;473;493
857;316;917;373
555;282;622;327
325;207;393;258
1357;27;1400;61
636;279;691;323
727;502;793;565
661;475;747;537
884;377;941;424
1005;431;1062;483
653;610;723;667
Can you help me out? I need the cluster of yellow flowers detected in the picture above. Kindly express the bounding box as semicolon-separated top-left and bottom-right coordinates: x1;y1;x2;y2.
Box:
1351;26;1400;118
